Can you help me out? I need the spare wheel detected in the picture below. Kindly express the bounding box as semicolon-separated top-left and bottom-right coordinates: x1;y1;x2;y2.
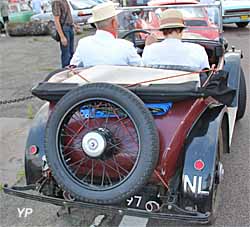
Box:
45;83;159;204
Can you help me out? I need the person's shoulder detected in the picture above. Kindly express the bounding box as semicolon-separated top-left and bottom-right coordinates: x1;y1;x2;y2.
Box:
116;39;135;47
184;42;206;51
144;41;162;51
78;35;95;45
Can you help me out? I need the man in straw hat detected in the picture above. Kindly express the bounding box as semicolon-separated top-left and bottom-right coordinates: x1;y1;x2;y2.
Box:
70;1;142;67
142;9;209;70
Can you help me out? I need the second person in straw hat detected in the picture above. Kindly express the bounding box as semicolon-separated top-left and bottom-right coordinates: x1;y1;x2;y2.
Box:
142;9;209;70
70;1;142;67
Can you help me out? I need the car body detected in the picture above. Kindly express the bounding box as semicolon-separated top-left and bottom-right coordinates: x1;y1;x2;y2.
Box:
30;0;108;25
4;3;247;225
219;0;250;28
0;2;34;30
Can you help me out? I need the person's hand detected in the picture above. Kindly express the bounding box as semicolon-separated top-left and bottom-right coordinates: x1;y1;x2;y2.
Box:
74;24;81;33
145;34;158;46
66;65;77;69
60;35;67;46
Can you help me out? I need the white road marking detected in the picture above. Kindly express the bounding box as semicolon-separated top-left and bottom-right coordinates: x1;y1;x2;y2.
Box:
119;215;148;227
89;214;106;227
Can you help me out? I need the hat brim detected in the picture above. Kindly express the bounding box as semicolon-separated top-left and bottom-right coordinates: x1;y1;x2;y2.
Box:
160;23;186;30
88;10;122;24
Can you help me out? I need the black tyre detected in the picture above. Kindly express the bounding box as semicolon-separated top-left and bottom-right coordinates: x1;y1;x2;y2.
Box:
236;22;249;28
236;68;247;120
198;128;224;225
45;83;159;204
0;22;4;30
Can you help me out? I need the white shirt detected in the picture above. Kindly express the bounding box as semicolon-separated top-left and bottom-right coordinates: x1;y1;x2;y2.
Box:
199;0;215;4
70;30;142;67
32;0;42;14
142;38;210;70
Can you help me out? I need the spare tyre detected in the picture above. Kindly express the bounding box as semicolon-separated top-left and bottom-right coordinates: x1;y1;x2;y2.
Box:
45;83;159;204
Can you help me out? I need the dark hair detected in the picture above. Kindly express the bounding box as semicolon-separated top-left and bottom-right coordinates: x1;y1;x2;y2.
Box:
161;27;184;36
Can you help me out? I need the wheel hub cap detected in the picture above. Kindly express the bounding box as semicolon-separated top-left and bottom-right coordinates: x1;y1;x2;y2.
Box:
82;131;107;158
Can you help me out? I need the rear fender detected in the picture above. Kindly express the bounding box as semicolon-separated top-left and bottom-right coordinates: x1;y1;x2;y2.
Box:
180;104;228;212
224;50;242;107
25;103;49;185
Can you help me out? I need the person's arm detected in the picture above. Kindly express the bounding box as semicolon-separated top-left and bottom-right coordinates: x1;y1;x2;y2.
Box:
141;45;152;66
126;43;143;66
52;1;67;46
145;34;158;46
54;16;67;46
70;41;83;67
200;47;210;70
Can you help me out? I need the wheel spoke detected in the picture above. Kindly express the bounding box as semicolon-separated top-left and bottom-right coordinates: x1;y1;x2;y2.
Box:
68;158;86;167
112;154;122;180
101;162;105;187
101;159;129;175
73;157;89;175
82;160;98;182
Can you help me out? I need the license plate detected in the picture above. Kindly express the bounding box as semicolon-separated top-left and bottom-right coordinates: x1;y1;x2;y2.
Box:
126;195;161;212
240;15;249;20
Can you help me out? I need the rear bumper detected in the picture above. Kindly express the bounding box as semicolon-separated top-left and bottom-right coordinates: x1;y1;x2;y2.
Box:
222;15;250;24
4;184;210;224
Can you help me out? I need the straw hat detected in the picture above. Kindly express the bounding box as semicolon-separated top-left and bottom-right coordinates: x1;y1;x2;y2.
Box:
159;9;186;30
88;1;121;24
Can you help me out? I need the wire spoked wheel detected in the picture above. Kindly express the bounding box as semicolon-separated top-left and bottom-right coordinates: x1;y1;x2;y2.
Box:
58;99;140;190
45;83;159;204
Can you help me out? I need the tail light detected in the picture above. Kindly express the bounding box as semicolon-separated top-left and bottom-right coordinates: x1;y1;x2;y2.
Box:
29;145;38;155
194;159;205;171
78;11;85;17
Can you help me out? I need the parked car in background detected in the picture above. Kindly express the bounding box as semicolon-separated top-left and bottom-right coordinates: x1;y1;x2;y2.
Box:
0;2;34;30
118;0;220;40
219;0;250;28
30;0;108;25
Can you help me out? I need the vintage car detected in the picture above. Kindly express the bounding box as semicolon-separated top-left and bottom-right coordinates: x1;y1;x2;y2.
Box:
118;0;220;40
219;0;250;28
0;2;34;30
30;0;108;25
4;3;247;225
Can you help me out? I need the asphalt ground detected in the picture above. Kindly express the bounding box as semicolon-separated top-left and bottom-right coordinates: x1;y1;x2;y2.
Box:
0;24;249;227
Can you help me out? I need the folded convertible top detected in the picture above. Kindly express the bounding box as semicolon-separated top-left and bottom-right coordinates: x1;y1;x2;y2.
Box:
31;71;235;105
31;81;203;103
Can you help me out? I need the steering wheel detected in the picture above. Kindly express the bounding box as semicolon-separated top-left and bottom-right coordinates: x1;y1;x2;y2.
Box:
121;29;151;45
121;29;151;55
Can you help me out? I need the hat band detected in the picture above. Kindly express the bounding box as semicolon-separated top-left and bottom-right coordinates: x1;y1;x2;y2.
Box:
161;17;185;26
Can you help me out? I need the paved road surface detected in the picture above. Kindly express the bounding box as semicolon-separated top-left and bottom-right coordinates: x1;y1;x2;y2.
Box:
0;24;249;227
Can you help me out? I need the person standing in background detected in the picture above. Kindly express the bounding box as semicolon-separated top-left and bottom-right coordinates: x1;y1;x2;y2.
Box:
32;0;43;14
0;0;9;37
52;0;75;68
